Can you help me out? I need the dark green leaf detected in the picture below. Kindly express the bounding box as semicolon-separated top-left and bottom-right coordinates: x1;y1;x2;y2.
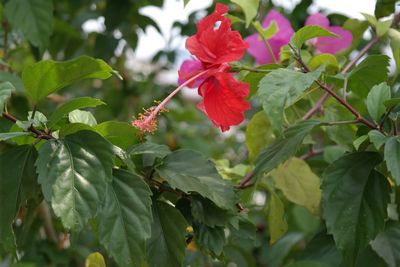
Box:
285;261;330;267
36;130;114;230
98;169;152;267
0;132;31;141
347;55;390;97
48;97;105;127
291;25;336;48
368;130;388;150
384;137;400;185
4;0;53;50
146;201;188;267
375;0;396;18
22;56;114;102
0;145;37;251
0;82;15;112
322;152;390;262
253;120;320;177
191;197;234;227
370;221;400;267
95;121;138;150
195;224;225;256
128;141;170;158
366;83;391;121
156;150;237;210
258;68;322;135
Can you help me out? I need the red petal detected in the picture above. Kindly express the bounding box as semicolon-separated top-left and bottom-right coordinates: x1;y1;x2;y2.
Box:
186;4;248;66
197;72;250;131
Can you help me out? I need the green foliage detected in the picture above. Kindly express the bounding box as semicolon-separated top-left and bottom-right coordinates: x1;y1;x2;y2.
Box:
258;68;322;134
375;0;396;18
85;252;106;267
98;169;152;267
384;137;400;185
4;0;54;50
268;191;288;243
366;82;391;122
0;82;15;112
36;130;114;230
22;56;114;102
370;222;400;267
245;111;274;161
291;25;336;48
231;0;259;27
322;152;390;263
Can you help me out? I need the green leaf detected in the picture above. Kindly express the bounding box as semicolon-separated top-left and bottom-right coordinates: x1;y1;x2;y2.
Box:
4;0;53;50
376;19;392;37
353;135;368;150
291;25;337;48
368;130;388;150
258;68;322;135
361;13;378;26
59;122;94;138
0;71;25;92
375;0;396;18
85;252;106;267
36;130;114;230
183;0;190;7
366;83;391;122
285;261;330;267
308;54;339;72
388;29;400;74
195;224;226;256
128;141;170;158
156;149;237;210
94;121;138;150
98;169;152;267
384;97;400;108
252;20;278;40
22;56;113;102
146;201;188;267
0;145;37;251
384;137;400;185
322;152;390;262
48;97;105;127
0;82;15;112
0;132;31;141
370;221;400;267
231;0;259;27
347;55;390;98
245;111;274;161
268;191;288;244
253;120;320;177
191;197;234;227
68;110;97;127
271;158;321;214
242;63;280;97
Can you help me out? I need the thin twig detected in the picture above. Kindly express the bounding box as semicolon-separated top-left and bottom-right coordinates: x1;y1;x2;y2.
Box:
300;148;323;160
37;201;58;243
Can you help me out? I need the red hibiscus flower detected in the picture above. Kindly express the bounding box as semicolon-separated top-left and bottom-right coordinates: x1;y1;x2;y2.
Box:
133;3;250;134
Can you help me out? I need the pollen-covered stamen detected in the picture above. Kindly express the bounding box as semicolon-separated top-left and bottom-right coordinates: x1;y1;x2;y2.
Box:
132;69;210;134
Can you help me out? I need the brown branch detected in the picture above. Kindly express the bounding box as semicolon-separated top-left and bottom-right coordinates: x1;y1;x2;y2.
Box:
300;148;323;160
1;112;54;140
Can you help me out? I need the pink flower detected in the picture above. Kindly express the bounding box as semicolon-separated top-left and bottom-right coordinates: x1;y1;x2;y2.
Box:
245;10;294;64
246;11;353;63
305;13;352;54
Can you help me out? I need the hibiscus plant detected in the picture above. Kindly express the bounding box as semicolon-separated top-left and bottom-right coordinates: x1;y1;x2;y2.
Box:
0;0;400;266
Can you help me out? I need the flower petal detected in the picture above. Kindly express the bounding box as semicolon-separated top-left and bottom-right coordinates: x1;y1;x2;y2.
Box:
246;10;293;64
197;72;250;131
315;26;353;54
186;3;248;65
178;59;204;88
305;13;330;28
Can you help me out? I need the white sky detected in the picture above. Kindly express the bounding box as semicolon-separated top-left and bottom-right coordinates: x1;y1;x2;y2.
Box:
135;0;377;60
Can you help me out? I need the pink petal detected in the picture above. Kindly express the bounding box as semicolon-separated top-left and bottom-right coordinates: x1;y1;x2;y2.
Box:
305;13;330;28
178;59;204;88
245;10;293;64
315;26;353;54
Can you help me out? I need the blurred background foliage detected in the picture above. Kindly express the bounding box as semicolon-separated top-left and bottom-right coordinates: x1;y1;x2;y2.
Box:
0;0;397;266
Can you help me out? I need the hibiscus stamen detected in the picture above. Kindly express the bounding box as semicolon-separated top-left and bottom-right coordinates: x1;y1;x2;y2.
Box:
132;69;210;134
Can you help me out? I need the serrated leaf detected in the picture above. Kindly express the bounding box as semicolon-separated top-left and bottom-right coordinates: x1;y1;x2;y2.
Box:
366;83;391;122
85;252;106;267
146;201;188;267
384;137;400;185
156;149;237;210
258;68;322;135
0;145;38;251
253;120;320;178
245;111;274;161
4;0;53;50
242;63;280;97
98;169;152;267
22;56;113;102
231;0;259;27
195;224;226;256
291;25;336;49
36;130;113;230
271;158;321;214
322;152;390;262
368;130;388;150
68;110;97;126
0;82;15;112
48;97;105;127
347;55;390;98
268;191;288;244
95;121;138;150
370;221;400;267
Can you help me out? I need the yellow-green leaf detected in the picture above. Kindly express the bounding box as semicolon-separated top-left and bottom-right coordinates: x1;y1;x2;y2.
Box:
245;112;274;161
85;252;106;267
231;0;259;27
267;191;288;244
